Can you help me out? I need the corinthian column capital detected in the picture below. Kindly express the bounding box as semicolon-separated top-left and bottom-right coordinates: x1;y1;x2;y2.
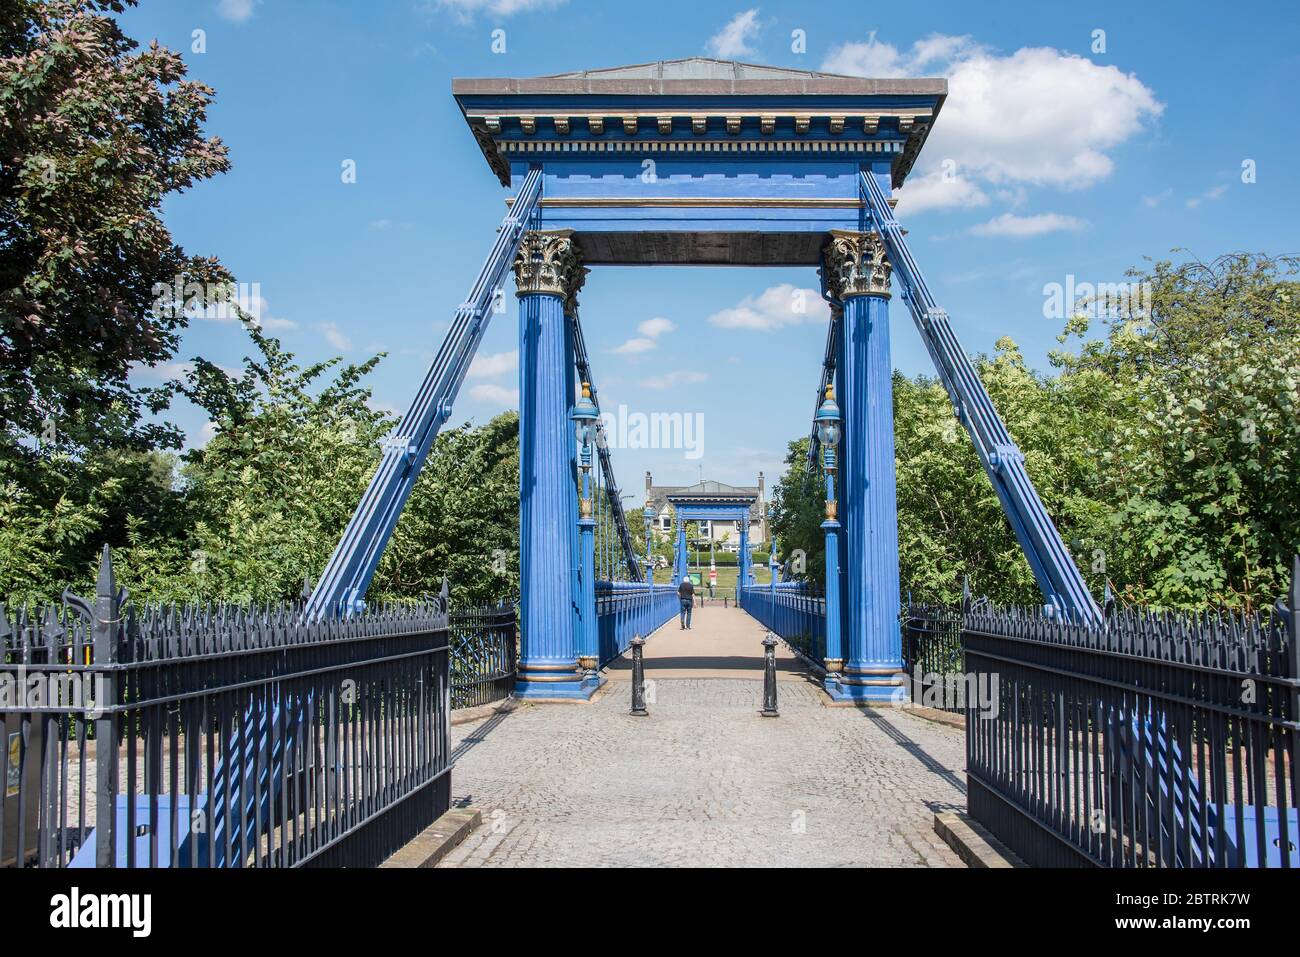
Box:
513;229;587;303
821;229;891;300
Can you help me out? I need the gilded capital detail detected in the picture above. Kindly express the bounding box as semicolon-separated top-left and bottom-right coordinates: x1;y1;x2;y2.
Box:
513;230;587;303
821;229;891;300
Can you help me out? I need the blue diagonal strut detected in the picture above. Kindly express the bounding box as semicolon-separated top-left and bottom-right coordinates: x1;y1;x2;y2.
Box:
857;169;1100;623
305;167;545;619
569;307;643;582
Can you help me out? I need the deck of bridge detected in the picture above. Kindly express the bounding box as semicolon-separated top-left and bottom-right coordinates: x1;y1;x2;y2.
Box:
437;604;967;868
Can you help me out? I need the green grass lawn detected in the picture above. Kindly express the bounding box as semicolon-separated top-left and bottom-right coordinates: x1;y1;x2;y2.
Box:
645;563;771;597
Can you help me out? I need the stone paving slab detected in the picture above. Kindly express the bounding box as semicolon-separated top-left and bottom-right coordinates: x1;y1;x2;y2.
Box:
605;604;805;680
440;673;968;868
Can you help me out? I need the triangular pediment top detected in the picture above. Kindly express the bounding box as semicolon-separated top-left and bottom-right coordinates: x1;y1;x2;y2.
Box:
668;480;758;498
452;58;946;98
540;57;863;83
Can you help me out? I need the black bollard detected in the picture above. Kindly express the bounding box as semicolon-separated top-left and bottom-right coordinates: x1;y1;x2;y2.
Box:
629;635;649;716
759;632;779;717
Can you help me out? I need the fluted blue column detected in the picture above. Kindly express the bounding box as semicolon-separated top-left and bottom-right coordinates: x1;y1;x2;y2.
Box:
563;304;582;656
514;230;592;699
823;229;904;702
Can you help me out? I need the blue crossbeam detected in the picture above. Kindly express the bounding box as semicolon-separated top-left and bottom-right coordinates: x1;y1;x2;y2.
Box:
305;168;544;619
858;170;1100;623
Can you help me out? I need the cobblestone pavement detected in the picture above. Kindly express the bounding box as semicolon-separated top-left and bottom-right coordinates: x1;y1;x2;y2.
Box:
440;612;968;867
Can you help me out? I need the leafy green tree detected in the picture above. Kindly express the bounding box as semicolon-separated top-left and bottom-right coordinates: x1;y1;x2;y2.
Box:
373;410;520;607
1054;252;1300;608
0;0;229;598
776;251;1299;612
770;436;827;586
105;322;524;608
1;0;230;455
112;323;389;602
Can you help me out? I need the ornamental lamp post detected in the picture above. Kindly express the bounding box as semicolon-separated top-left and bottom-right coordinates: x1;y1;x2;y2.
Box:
572;382;600;681
815;383;844;688
642;501;656;635
768;503;779;592
642;502;655;583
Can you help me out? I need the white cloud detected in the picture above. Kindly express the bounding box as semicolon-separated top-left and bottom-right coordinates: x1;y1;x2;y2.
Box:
611;316;676;355
824;34;1162;212
893;168;989;216
707;9;761;58
217;0;258;23
469;383;517;405
130;360;196;383
1142;188;1173;208
316;322;352;352
706;284;829;331
189;293;296;332
427;0;566;21
968;212;1087;238
611;337;657;355
1186;184;1229;209
468;349;518;378
640;370;709;390
637;317;676;338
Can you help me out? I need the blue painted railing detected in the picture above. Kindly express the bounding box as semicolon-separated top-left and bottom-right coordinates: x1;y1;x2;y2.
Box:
595;580;678;665
739;582;826;665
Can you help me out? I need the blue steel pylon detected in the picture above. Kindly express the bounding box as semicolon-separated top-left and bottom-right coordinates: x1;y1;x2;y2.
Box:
304;168;544;619
856;169;1099;623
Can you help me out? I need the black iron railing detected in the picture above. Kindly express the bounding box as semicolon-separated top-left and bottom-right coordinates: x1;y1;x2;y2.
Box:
449;603;516;709
1;549;452;869
902;603;964;714
963;566;1299;868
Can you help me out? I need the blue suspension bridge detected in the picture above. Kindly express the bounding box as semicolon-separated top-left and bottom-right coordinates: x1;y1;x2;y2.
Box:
8;59;1292;872
303;57;1097;704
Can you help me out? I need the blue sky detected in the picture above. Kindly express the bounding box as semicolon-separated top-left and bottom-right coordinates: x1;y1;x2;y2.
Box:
122;0;1300;490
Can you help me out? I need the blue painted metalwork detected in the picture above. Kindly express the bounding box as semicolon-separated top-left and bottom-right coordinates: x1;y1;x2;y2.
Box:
665;497;755;591
573;383;601;683
595;580;678;664
832;288;904;702
306;167;544;620
857;168;1100;624
516;285;591;699
740;581;826;664
767;505;779;589
814;384;845;694
643;502;656;578
570;309;643;582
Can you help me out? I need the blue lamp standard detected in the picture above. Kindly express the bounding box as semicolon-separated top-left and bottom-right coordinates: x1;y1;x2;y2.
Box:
642;503;655;581
642;501;656;636
572;382;601;686
767;504;779;594
815;384;844;691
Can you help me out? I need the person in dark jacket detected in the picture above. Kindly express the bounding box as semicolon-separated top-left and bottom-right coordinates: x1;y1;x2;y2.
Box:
677;577;695;629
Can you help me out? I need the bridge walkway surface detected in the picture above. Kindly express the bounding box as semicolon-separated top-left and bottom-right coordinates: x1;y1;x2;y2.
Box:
439;604;967;867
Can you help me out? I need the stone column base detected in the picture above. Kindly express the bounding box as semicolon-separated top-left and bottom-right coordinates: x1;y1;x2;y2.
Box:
514;661;602;700
825;665;909;704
